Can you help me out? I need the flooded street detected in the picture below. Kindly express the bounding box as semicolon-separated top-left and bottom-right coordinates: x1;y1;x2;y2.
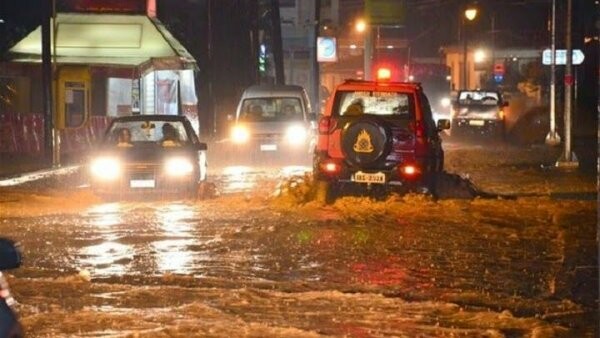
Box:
0;143;597;337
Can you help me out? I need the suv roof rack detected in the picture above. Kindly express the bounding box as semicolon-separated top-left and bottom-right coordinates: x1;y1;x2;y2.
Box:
342;79;422;88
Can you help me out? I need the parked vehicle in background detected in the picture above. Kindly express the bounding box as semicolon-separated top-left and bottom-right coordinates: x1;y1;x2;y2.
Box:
89;115;208;200
313;69;450;202
229;85;316;164
451;90;508;139
0;238;22;338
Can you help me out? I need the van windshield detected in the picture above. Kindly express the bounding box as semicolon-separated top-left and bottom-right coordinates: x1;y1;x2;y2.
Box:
240;97;303;122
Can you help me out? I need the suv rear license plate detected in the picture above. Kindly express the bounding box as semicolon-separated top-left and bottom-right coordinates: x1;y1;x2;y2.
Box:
353;171;386;184
130;179;155;188
469;120;485;126
260;144;277;151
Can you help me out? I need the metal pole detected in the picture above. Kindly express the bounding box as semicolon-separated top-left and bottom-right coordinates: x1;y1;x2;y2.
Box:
556;0;578;168
546;0;560;145
41;0;54;167
462;17;468;89
270;0;285;85
207;0;216;136
309;0;321;114
364;26;373;80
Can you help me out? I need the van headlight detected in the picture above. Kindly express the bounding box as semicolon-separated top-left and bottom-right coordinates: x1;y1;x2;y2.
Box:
90;157;121;180
231;125;250;144
165;157;194;177
285;125;307;145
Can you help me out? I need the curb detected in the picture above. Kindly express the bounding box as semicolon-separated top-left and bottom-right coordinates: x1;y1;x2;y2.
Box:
0;165;81;187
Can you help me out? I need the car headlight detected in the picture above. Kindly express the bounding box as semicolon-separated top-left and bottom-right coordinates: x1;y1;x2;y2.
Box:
165;157;194;177
90;157;121;180
440;97;451;108
231;125;250;144
285;125;307;145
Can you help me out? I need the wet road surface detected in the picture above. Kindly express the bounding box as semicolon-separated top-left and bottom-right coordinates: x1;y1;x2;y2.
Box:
0;143;597;337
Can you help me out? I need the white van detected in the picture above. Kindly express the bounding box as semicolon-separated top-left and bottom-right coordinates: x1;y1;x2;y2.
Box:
229;85;316;159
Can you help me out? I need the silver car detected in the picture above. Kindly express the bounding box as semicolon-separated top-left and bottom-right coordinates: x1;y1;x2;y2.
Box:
229;85;316;162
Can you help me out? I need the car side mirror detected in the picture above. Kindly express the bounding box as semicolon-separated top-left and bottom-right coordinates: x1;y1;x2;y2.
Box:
196;142;208;151
437;119;451;131
0;238;21;270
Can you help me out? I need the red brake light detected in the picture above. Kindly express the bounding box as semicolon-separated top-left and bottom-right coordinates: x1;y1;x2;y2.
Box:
399;164;420;178
377;68;391;81
319;116;335;134
410;121;425;138
319;161;341;174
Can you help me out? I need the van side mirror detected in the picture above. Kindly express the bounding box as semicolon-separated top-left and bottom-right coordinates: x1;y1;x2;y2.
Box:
0;238;21;270
437;119;451;131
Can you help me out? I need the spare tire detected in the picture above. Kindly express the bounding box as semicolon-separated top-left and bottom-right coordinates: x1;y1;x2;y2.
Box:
341;117;392;167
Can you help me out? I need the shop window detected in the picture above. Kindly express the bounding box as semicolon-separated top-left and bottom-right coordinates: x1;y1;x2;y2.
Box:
64;81;86;128
107;78;133;116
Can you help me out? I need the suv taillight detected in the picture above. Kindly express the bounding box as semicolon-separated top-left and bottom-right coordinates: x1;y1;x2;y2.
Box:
409;121;425;138
318;116;336;134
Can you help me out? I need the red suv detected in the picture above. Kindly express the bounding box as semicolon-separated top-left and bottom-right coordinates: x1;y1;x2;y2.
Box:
313;76;450;200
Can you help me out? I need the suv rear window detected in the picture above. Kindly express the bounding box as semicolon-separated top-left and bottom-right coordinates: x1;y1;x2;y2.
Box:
334;91;412;117
458;91;500;105
240;97;303;122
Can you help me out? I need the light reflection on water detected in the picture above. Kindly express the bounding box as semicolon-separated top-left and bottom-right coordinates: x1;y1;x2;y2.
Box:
220;166;256;193
219;165;311;194
153;204;198;274
78;241;134;276
78;202;204;277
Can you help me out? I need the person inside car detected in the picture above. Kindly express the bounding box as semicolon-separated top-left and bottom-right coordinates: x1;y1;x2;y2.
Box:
116;128;133;147
282;104;296;118
344;98;364;116
160;123;181;147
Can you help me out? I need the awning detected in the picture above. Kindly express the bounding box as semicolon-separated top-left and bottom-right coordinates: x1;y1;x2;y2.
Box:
7;13;197;70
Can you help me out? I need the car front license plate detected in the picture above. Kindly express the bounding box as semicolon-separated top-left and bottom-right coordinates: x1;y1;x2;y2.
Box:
260;144;277;151
352;171;386;184
130;179;155;188
469;120;485;126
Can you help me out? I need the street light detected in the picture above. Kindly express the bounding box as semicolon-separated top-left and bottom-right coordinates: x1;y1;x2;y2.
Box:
474;49;486;63
462;6;478;89
465;8;478;21
355;19;367;33
355;18;372;80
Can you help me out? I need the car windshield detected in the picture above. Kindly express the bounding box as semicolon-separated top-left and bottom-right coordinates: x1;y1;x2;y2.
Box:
335;91;412;117
240;97;303;122
105;120;190;147
458;91;500;105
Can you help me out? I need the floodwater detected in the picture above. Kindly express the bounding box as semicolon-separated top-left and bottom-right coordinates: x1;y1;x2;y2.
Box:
0;143;597;337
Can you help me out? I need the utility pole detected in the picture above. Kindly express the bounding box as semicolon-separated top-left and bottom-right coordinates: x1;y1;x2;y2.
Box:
462;17;468;89
363;25;373;80
556;0;578;168
309;0;321;113
270;0;285;85
41;0;55;166
545;0;561;146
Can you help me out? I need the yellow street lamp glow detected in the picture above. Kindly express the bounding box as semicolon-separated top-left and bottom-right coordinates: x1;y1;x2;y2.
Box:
465;8;478;21
474;49;486;63
355;19;367;33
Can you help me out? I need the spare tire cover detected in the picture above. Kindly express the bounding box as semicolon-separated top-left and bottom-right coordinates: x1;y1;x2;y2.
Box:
341;118;391;166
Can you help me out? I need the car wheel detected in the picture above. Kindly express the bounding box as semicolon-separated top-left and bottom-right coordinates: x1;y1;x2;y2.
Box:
314;180;336;204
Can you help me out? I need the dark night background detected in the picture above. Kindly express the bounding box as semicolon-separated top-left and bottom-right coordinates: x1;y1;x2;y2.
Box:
0;0;598;136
